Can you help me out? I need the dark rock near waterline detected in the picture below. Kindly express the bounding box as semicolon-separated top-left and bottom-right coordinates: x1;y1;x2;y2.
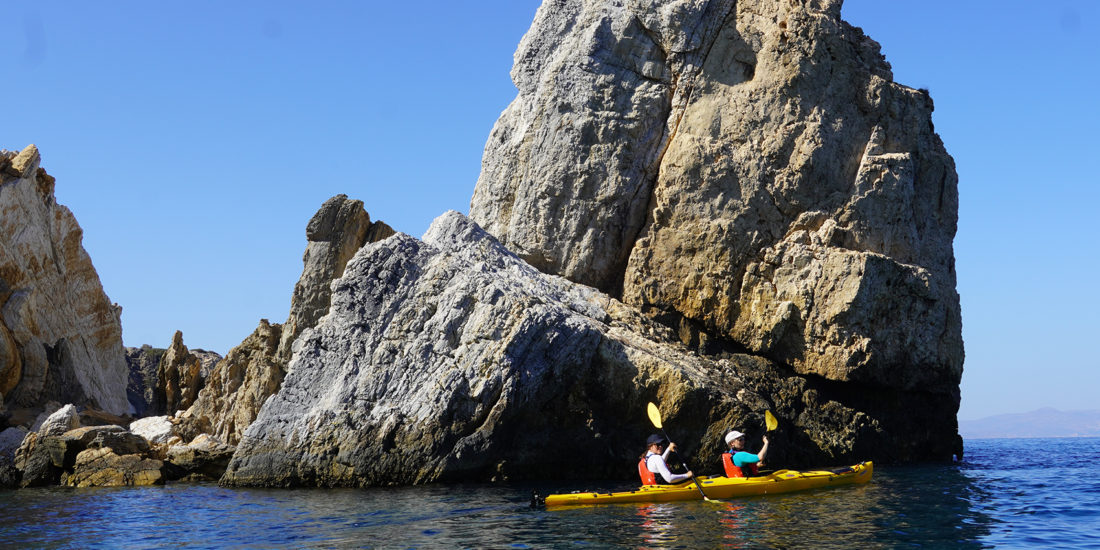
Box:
125;345;165;417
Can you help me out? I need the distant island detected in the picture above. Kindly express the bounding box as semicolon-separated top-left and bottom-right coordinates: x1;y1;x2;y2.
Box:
959;408;1100;439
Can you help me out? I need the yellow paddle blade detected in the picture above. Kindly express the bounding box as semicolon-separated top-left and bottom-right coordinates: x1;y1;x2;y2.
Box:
765;410;778;431
647;402;663;429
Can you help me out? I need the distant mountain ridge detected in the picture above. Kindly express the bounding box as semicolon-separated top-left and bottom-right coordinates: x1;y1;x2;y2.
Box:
960;408;1100;439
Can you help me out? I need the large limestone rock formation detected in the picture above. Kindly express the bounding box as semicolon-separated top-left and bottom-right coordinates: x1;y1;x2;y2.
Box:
180;195;392;446
0;146;130;415
222;212;934;487
470;1;961;406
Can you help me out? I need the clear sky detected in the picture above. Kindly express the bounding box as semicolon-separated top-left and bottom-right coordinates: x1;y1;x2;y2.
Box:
5;1;1097;421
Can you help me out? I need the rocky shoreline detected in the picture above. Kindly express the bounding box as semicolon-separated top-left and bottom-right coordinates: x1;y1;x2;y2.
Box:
2;0;964;490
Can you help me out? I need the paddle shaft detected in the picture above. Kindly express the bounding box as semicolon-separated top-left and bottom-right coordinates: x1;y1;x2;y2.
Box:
657;427;712;501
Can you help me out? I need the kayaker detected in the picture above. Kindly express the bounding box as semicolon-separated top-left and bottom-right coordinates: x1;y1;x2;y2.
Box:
638;434;694;485
722;430;769;478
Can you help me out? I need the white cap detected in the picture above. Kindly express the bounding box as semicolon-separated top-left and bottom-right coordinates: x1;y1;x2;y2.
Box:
725;430;745;445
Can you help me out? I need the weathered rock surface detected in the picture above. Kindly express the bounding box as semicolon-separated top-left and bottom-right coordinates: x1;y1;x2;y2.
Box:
470;2;962;400
0;146;131;415
36;403;79;437
129;415;177;447
277;194;395;359
164;433;234;481
177;320;284;446
63;447;164;487
180;196;392;447
154;331;205;416
222;212;947;487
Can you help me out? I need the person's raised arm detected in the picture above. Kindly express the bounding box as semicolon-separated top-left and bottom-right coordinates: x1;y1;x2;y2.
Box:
757;435;770;464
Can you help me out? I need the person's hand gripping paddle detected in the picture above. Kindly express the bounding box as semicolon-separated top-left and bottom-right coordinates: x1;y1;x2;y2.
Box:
646;402;715;502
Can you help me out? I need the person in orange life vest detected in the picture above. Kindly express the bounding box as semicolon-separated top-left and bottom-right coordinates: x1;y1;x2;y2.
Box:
638;434;694;485
722;430;769;478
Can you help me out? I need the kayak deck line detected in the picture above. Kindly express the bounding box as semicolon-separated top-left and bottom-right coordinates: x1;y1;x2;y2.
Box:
542;461;872;508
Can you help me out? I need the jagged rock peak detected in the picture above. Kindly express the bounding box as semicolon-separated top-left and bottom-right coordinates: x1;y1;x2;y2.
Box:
180;195;394;447
153;331;205;416
470;0;962;396
278;194;395;359
1;144;130;415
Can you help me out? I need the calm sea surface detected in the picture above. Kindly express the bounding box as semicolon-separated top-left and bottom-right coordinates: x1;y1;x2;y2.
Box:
2;437;1098;548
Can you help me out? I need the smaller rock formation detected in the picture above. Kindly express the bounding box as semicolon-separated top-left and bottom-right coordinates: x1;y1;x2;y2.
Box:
154;331;205;416
127;342;221;417
36;403;79;437
163;434;233;482
12;406;164;487
177;321;284;446
64;447;164;487
125;345;165;416
129;415;178;447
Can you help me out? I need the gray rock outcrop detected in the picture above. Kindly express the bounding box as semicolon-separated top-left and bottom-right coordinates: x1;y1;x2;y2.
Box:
222;212;944;487
0;145;131;415
0;426;27;487
277;194;395;359
470;2;961;401
36;403;79;437
179;196;392;447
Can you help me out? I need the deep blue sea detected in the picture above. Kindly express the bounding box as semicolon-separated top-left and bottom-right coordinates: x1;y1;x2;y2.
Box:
2;437;1098;548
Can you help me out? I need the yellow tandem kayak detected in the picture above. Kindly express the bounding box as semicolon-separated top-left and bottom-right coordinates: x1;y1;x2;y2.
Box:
544;461;872;508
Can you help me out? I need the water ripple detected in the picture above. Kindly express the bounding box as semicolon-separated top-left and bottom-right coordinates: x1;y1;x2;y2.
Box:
2;439;1100;548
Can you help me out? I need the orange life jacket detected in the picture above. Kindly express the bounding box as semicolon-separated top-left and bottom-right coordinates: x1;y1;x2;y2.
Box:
638;456;658;485
722;451;759;478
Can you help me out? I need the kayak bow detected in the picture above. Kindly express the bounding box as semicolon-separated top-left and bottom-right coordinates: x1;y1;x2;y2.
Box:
544;461;872;508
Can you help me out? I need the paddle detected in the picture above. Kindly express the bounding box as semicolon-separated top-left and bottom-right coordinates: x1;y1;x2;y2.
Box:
646;402;715;502
765;410;778;432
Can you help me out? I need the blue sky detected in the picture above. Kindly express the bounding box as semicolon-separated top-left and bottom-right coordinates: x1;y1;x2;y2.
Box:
5;1;1097;421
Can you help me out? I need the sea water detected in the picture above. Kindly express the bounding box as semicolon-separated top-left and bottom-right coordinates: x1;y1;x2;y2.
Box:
1;437;1098;548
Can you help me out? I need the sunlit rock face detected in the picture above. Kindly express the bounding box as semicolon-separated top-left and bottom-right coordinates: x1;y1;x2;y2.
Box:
470;0;962;397
0;145;130;416
222;212;944;488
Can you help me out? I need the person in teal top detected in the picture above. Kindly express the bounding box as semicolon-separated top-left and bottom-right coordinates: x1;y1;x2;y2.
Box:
722;430;770;477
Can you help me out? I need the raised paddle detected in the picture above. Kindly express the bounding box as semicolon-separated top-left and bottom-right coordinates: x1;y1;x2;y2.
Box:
765;410;778;432
646;402;716;502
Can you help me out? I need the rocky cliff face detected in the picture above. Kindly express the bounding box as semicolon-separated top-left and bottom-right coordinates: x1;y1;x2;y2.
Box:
179;195;392;446
0;145;130;416
222;212;947;487
470;1;961;399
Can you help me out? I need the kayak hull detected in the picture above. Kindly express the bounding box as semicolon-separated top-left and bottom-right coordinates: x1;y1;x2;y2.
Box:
544;461;872;508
